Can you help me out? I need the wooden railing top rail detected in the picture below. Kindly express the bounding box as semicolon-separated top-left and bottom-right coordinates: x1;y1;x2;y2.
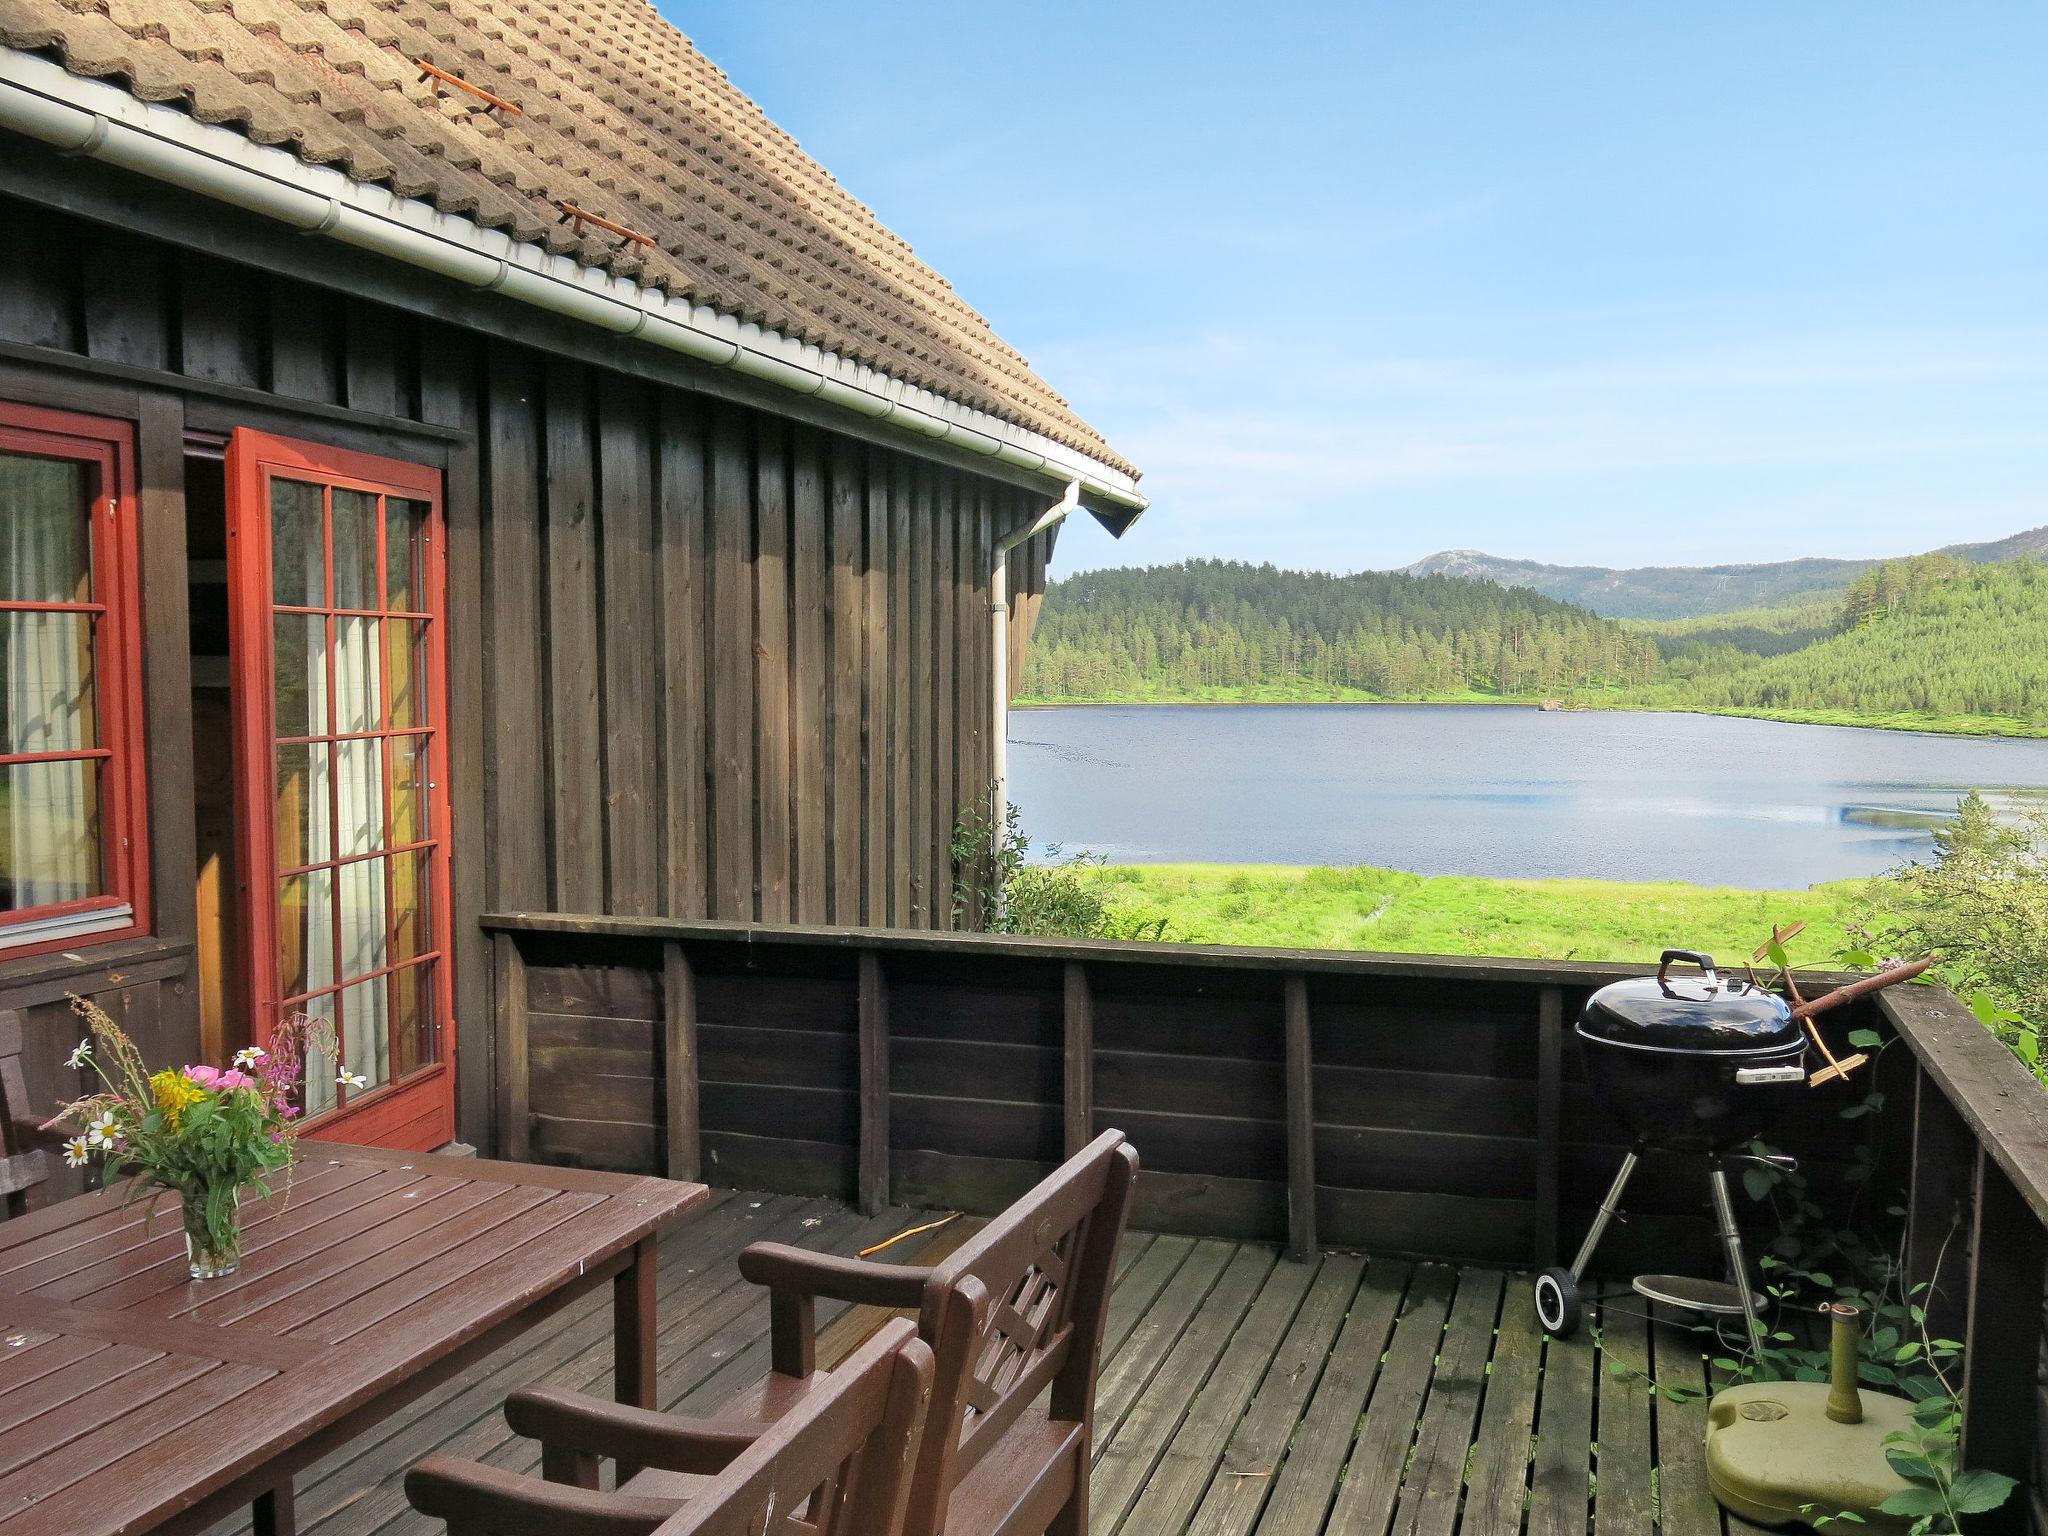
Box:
479;911;1858;991
1880;983;2048;1230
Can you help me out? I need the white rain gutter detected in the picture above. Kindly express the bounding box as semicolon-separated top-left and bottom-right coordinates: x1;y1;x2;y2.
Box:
990;480;1081;856
0;52;1148;515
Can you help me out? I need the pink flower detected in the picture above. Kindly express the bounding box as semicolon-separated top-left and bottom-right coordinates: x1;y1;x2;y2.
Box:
185;1065;257;1091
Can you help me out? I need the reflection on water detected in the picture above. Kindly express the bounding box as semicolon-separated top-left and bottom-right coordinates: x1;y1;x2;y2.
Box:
1007;705;2048;888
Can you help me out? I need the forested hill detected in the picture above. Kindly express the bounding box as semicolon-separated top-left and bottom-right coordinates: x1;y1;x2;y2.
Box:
1662;556;2048;726
1016;560;1662;702
1403;524;2048;618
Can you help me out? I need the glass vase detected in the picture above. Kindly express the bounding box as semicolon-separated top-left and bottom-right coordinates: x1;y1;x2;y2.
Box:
180;1185;242;1280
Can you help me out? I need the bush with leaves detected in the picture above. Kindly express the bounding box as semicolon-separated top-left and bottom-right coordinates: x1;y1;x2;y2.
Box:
951;797;1171;941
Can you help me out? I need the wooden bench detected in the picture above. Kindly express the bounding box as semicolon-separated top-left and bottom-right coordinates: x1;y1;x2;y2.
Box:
409;1316;934;1536
449;1130;1137;1536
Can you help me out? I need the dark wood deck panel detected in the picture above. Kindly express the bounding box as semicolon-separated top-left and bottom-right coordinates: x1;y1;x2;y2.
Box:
203;1194;1748;1536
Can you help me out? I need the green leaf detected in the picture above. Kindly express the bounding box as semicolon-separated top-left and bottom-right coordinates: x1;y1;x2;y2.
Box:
1743;1166;1776;1202
1876;1488;1947;1518
1947;1470;2017;1515
1767;939;1791;970
1847;1029;1883;1048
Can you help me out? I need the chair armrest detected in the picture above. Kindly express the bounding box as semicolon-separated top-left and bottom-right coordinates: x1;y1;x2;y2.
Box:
506;1386;760;1476
736;1242;932;1308
737;1242;934;1380
404;1456;681;1536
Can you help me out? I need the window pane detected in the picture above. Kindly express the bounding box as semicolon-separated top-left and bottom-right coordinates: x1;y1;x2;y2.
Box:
332;489;377;611
391;962;434;1078
270;479;325;607
333;738;382;857
335;616;380;734
0;452;90;605
274;741;331;870
277;869;335;999
387;850;430;966
0;759;101;910
384;620;426;732
337;854;389;981
0;610;96;754
339;976;391;1092
388;734;429;846
387;499;428;612
295;991;339;1120
273;613;324;739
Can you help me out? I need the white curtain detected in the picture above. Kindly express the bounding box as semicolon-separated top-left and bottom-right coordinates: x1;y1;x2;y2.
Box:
335;613;390;1095
1;453;95;914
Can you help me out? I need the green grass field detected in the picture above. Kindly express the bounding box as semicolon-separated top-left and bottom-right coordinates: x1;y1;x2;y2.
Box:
1094;863;1882;963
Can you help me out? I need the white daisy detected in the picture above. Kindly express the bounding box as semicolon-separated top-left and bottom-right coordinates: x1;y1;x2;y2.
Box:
65;1040;92;1069
233;1046;267;1069
62;1136;91;1168
85;1111;119;1148
336;1069;368;1090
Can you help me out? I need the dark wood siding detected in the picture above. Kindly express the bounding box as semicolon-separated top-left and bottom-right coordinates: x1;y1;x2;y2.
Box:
0;193;1060;1154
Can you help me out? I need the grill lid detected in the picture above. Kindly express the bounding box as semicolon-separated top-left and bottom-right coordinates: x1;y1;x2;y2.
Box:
1578;949;1799;1054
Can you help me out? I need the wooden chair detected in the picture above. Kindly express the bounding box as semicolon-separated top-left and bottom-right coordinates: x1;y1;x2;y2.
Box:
406;1316;934;1536
512;1129;1138;1536
1;1010;56;1219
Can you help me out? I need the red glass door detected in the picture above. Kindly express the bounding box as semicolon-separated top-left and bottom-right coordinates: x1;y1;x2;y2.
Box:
225;431;454;1150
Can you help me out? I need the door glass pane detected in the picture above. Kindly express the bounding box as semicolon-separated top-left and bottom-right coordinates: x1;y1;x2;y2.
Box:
388;735;429;846
387;499;427;612
384;620;426;731
277;869;334;1000
270;479;325;607
332;489;377;611
0;759;100;910
337;854;389;978
339;976;391;1092
296;990;339;1119
0;611;96;753
392;962;433;1078
335;616;380;734
273;614;324;739
387;850;430;965
332;738;382;856
274;741;331;870
0;453;90;604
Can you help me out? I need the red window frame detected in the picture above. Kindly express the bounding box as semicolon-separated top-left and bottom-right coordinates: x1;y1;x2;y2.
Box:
0;400;150;959
226;429;455;1151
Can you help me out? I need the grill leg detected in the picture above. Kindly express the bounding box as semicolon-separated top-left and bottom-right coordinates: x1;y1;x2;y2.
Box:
1708;1160;1763;1346
1567;1150;1639;1280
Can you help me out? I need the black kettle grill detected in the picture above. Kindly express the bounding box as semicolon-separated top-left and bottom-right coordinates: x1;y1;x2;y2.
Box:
1534;949;1809;1338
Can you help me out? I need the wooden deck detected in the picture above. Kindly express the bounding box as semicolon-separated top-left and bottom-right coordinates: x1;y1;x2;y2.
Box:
210;1189;1754;1536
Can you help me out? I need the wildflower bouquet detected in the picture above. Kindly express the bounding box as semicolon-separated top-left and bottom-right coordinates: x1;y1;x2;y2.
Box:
48;996;334;1279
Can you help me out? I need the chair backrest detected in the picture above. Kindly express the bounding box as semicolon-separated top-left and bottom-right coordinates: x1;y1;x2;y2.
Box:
0;1011;53;1220
909;1128;1138;1533
657;1317;933;1536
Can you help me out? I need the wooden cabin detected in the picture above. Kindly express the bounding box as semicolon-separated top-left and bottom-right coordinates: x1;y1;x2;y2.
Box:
0;1;1143;1168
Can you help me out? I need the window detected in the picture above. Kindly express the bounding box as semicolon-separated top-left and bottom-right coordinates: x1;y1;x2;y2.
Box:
0;402;148;954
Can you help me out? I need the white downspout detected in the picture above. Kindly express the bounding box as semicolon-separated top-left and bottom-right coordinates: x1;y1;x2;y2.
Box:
991;479;1081;857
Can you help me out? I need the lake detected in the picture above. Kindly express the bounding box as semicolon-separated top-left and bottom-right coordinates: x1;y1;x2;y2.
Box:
1006;705;2048;888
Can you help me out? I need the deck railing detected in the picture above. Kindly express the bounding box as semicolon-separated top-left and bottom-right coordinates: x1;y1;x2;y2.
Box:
479;913;2047;1531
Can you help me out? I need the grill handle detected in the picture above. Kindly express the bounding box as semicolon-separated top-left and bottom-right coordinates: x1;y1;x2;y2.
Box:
1656;948;1718;992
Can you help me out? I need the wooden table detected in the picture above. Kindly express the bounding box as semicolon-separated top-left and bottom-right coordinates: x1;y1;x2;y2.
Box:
0;1144;706;1536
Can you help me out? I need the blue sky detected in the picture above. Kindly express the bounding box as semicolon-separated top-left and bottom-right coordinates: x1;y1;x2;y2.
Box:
675;4;2048;577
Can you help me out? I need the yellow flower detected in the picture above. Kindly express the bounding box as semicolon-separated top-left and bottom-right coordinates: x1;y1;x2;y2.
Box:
149;1070;206;1131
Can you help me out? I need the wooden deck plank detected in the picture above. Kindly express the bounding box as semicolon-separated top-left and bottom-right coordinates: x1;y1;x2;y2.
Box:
1092;1240;1239;1443
1090;1243;1284;1532
1649;1303;1724;1536
1111;1253;1321;1536
1390;1267;1507;1536
1249;1256;1412;1536
1183;1253;1364;1536
1594;1303;1655;1536
1527;1297;1598;1536
1322;1261;1459;1535
1462;1273;1546;1536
